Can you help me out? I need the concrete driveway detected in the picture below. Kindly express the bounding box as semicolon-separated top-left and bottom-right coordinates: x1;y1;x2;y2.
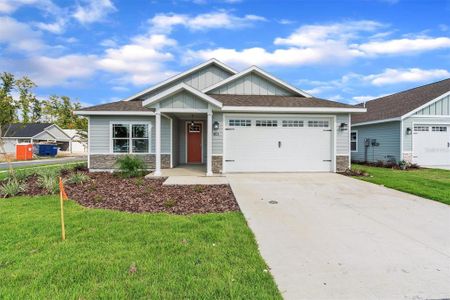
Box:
227;173;450;300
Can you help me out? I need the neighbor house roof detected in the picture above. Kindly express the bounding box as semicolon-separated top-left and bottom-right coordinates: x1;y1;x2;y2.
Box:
2;123;53;138
352;78;450;125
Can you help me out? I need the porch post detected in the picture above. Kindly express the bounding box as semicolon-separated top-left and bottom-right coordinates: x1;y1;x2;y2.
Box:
206;104;213;176
154;104;162;176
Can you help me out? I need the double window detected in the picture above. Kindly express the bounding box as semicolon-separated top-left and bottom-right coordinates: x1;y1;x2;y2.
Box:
432;126;447;132
282;120;304;127
351;131;358;152
229;119;251;127
308;120;329;128
256;120;278;127
112;123;149;153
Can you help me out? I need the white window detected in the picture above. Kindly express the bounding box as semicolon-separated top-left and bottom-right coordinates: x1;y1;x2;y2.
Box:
229;119;251;127
256;120;278;127
112;123;149;153
351;131;358;152
282;120;304;127
432;126;447;132
308;120;329;127
414;126;429;132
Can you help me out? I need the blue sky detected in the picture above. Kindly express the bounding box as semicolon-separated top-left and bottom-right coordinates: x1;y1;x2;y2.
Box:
1;0;449;106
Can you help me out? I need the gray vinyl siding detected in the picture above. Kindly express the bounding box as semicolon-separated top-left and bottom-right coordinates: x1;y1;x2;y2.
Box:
33;131;56;141
172;117;179;166
212;112;223;154
2;139;17;153
158;91;208;110
89;115;171;154
144;65;232;99
209;72;294;96
351;121;401;162
45;126;70;140
413;94;450;115
402;116;450;152
336;114;350;155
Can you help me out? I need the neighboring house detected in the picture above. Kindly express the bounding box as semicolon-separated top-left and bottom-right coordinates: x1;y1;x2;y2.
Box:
0;123;72;154
75;59;366;175
63;129;87;153
351;78;450;167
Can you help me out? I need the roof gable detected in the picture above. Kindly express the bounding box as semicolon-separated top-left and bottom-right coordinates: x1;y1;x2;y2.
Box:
125;59;236;101
203;66;312;97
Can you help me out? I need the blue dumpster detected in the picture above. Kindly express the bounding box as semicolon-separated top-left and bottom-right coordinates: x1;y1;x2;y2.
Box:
36;144;58;156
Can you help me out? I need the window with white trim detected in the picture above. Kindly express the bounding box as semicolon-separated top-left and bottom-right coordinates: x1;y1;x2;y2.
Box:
256;120;278;127
351;131;358;152
229;119;251;127
112;123;149;153
432;126;447;132
308;120;329;127
282;120;304;127
414;126;429;132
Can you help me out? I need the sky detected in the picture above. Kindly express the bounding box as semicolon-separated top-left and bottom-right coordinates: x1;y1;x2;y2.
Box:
0;0;449;106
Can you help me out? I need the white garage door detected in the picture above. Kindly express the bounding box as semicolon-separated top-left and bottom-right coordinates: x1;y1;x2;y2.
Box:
413;124;450;166
224;116;333;172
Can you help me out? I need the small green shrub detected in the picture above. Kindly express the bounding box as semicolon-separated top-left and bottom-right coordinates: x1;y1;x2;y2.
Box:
163;198;176;208
193;185;205;193
1;179;26;198
66;172;90;185
145;186;155;194
115;155;146;178
134;177;144;186
38;174;60;194
93;194;104;202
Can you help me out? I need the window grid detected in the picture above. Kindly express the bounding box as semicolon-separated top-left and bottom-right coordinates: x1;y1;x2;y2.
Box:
308;120;329;128
112;123;149;154
282;120;304;127
229;119;251;127
432;126;447;132
256;120;278;127
414;126;429;132
351;131;358;152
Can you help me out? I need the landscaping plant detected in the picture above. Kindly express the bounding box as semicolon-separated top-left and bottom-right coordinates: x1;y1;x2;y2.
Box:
66;172;90;185
1;179;26;198
37;173;60;194
115;155;146;178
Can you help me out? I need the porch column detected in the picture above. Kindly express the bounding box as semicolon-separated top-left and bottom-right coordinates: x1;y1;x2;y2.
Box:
206;104;213;176
154;104;162;176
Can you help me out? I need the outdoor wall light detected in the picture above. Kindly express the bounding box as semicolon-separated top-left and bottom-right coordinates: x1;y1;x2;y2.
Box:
406;127;412;135
213;121;220;131
339;122;348;131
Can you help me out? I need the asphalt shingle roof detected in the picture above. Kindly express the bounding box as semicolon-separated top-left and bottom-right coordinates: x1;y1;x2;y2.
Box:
2;123;53;138
78;101;153;112
352;78;450;124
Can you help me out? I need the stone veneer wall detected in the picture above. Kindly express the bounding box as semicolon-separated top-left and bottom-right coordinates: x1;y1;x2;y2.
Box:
212;155;223;174
336;155;349;172
90;154;171;170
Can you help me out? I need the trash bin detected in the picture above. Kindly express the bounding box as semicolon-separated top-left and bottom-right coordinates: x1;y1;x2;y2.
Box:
16;143;33;160
36;144;58;157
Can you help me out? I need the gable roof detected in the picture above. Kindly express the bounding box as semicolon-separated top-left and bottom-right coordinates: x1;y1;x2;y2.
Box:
123;59;237;102
2;123;53;138
202;66;312;97
352;78;450;125
77;100;153;113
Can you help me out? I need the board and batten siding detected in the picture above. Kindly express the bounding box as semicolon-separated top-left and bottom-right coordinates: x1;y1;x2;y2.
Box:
158;91;208;110
351;121;401;162
143;65;232;99
89;115;171;154
336;114;350;155
413;94;450;116
208;72;294;96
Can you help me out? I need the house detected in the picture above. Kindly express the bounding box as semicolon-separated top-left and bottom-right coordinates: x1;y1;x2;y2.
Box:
75;59;366;175
1;123;72;154
63;129;87;153
351;78;450;167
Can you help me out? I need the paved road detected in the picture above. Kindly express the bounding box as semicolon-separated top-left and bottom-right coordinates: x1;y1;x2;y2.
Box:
227;173;450;300
0;156;87;169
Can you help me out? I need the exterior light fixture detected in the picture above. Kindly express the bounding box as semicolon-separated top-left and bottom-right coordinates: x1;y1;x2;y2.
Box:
339;122;348;131
406;127;412;135
213;121;220;131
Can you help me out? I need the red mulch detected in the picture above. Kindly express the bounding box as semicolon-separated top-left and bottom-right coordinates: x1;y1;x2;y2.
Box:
65;172;239;215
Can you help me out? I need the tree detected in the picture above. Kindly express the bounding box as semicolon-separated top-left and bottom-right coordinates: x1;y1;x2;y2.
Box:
15;76;37;124
43;95;87;131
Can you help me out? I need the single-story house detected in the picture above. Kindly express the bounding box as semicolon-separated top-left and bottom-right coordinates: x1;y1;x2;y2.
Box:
75;59;366;175
63;129;88;153
1;123;72;154
351;78;450;167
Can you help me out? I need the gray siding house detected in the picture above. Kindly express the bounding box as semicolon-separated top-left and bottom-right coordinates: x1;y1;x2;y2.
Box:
76;59;366;175
351;78;450;167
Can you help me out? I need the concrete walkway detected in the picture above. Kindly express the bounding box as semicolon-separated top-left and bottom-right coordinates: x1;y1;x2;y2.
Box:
0;156;87;169
227;173;450;300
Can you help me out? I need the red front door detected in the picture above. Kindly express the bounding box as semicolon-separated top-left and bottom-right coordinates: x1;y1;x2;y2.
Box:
187;122;202;163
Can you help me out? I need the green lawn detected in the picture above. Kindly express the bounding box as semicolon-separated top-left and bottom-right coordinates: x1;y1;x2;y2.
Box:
0;162;86;180
0;196;280;299
352;164;450;205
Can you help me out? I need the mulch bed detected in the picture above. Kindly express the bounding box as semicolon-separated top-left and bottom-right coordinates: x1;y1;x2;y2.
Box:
65;173;239;215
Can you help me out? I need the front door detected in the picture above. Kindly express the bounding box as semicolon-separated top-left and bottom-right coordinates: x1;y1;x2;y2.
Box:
187;122;202;163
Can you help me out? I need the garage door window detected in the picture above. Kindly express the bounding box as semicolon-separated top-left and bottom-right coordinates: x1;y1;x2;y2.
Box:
256;120;278;127
432;126;447;132
414;126;429;132
229;119;251;127
308;120;329;127
282;120;304;127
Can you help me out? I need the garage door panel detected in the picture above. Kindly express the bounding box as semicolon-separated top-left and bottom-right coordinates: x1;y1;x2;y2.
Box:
224;116;333;172
413;124;450;166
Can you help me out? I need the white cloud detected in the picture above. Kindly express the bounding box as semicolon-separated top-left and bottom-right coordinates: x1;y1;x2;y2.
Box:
73;0;116;24
149;11;266;33
34;19;66;34
357;37;450;55
0;16;46;52
363;68;450;86
0;0;59;14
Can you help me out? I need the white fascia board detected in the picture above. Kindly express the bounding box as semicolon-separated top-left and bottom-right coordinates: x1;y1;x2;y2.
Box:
142;83;223;108
221;106;367;113
352;117;401;127
202;66;312;98
401;90;450;119
122;59;237;102
74;111;155;116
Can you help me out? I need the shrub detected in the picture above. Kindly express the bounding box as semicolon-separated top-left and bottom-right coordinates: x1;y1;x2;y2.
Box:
193;185;205;193
163;198;177;208
115;155;146;178
1;179;26;198
38;173;60;194
93;194;104;203
66;172;90;185
134;177;144;186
